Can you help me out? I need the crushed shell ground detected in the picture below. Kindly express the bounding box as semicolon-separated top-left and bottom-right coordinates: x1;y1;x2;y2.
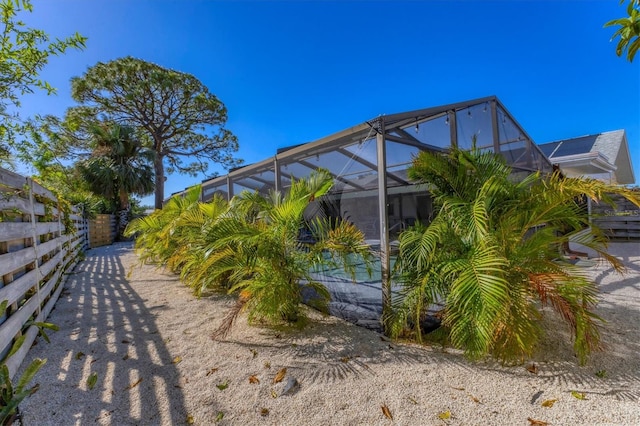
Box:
17;242;640;425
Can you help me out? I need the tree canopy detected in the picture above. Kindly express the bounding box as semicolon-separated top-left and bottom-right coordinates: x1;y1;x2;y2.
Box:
68;57;241;208
605;0;640;62
0;0;86;163
78;123;155;210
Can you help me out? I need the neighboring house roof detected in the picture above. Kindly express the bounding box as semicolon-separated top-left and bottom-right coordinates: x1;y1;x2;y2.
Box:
539;130;635;184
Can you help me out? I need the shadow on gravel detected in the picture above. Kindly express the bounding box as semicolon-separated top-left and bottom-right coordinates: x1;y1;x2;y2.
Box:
220;318;473;387
482;243;640;402
19;243;189;425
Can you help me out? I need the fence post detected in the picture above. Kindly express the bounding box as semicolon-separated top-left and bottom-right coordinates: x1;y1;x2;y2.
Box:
26;178;42;316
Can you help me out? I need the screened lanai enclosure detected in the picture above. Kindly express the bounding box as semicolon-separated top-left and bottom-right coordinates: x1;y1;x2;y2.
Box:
180;96;553;330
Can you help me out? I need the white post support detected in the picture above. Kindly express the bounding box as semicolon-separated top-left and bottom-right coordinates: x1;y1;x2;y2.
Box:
375;119;391;332
26;178;42;315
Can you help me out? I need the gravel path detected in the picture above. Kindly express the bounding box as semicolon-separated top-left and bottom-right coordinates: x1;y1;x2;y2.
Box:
17;241;640;425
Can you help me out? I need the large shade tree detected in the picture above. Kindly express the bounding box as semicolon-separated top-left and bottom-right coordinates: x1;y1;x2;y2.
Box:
0;0;85;165
68;57;241;208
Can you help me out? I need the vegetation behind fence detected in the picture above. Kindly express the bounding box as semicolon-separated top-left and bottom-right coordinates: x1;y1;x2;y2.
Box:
0;168;87;378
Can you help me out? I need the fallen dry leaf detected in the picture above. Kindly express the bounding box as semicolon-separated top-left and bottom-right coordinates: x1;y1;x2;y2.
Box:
172;356;182;364
87;372;98;390
527;417;548;426
469;394;480;403
272;368;286;384
186;414;194;424
249;375;260;384
527;364;539;374
260;408;269;416
438;410;451;420
125;378;143;390
28;383;40;396
270;389;277;398
571;390;587;400
541;399;557;408
381;404;393;420
206;367;218;376
450;386;465;391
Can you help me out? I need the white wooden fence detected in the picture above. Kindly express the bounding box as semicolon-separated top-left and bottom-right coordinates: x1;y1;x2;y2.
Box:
592;194;640;240
0;168;88;378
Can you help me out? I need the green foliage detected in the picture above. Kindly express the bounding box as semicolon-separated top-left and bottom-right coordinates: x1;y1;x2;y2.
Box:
0;359;45;424
125;184;204;269
128;198;152;221
28;120;151;221
0;301;58;423
209;170;372;328
78;123;154;208
605;0;640;62
389;145;640;364
68;56;241;208
0;0;86;164
127;170;372;334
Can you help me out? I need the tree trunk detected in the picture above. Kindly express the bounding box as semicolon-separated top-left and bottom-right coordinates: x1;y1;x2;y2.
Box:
117;207;130;240
154;154;164;209
117;188;130;239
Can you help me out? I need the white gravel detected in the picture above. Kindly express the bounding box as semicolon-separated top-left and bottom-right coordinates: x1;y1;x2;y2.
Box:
17;241;640;425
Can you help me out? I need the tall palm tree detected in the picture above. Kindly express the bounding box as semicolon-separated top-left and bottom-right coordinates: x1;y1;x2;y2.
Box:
389;145;639;364
605;0;640;62
78;123;154;236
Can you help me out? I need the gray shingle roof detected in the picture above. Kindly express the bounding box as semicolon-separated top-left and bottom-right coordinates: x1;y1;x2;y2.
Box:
539;130;635;184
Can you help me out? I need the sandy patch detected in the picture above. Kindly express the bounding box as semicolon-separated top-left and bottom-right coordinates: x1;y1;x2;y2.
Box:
17;242;640;425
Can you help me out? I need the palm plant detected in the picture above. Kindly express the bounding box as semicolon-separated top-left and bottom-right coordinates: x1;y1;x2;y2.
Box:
0;301;58;425
77;123;154;236
205;169;372;337
165;194;233;296
125;184;203;267
127;170;372;334
127;186;235;296
389;145;640;364
605;0;640;62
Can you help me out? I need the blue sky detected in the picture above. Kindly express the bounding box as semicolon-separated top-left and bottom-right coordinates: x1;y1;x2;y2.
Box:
20;0;640;205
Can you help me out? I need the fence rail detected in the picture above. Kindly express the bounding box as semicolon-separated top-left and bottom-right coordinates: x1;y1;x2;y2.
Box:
0;167;88;378
592;194;640;241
